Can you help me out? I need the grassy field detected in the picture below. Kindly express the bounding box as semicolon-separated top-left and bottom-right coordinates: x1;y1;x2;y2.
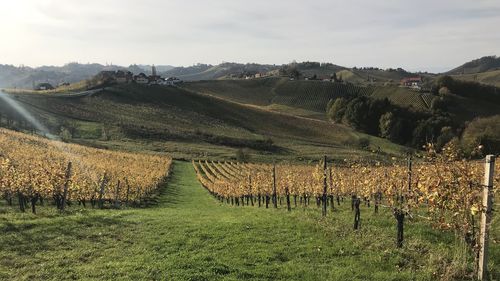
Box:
1;161;497;281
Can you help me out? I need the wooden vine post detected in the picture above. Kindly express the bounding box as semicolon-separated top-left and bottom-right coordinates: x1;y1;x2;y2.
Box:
114;180;121;209
322;155;327;217
61;162;72;211
272;164;277;208
478;155;495;281
125;179;130;206
98;172;107;209
395;156;411;248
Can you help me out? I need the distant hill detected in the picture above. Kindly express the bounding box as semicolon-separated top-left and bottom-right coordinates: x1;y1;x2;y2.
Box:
0;63;167;89
135;64;175;74
162;63;280;80
163;61;429;86
1;60;435;89
446;55;500;75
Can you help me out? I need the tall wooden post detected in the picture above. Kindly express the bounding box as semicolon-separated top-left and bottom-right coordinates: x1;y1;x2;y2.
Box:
322;155;327;217
98;173;107;209
407;155;412;195
272;164;277;208
125;179;130;205
61;162;72;211
114;180;121;208
478;155;495;281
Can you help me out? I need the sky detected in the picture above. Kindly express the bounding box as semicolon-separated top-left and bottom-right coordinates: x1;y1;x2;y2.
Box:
1;0;499;72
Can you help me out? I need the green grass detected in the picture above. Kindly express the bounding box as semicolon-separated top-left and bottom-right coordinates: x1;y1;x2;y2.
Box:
1;161;497;280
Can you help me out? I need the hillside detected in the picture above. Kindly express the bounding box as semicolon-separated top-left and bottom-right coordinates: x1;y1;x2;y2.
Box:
0;84;404;162
184;78;500;117
183;79;431;115
183;78;376;119
451;69;500;87
446;55;500;75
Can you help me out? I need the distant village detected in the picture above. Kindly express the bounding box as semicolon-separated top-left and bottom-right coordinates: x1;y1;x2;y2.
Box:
34;65;182;90
98;65;182;86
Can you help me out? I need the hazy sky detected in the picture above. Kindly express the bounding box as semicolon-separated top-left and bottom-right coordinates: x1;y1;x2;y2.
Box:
1;0;499;72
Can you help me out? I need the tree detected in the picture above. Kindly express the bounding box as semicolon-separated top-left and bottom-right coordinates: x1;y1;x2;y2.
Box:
438;86;451;96
461;115;500;155
343;97;369;130
365;98;391;135
379;112;403;142
411;114;452;148
436;126;456;151
327;97;348;123
331;73;338;82
59;127;72;142
289;68;301;79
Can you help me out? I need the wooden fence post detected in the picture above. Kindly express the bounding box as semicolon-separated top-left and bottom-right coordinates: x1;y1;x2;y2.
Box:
322;155;327;217
478;155;495;281
61;162;72;211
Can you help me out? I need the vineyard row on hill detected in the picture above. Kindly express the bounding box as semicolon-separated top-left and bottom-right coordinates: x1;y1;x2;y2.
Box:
273;81;373;112
0;128;172;213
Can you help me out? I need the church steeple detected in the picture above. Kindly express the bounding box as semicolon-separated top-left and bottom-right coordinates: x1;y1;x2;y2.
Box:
152;65;157;77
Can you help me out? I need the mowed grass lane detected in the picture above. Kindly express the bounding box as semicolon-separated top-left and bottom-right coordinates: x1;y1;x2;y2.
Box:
1;161;492;280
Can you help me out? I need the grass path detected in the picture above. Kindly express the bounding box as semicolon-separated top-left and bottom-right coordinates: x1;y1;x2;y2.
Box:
1;161;497;280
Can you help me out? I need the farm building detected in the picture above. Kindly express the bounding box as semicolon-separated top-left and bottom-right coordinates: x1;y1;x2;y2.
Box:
115;70;133;83
400;77;423;89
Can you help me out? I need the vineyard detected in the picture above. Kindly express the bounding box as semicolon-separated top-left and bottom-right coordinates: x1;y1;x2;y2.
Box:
0;128;172;213
193;145;498;276
370;86;436;110
273;81;374;112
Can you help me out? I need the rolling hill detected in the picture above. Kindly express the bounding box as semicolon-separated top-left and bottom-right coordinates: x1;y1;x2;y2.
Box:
1;84;405;162
182;78;434;116
444;56;500;87
446;55;500;75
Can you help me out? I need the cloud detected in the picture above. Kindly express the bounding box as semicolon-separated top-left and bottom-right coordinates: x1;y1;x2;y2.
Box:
0;0;499;71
